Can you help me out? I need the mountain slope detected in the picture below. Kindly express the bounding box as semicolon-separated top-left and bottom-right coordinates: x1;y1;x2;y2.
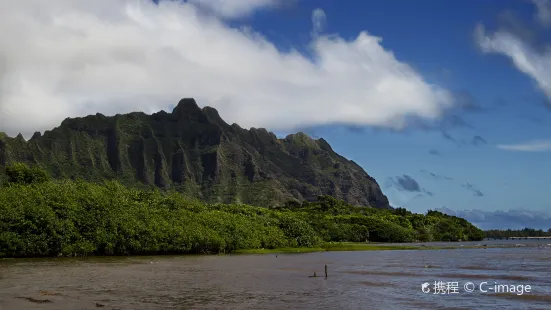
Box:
0;98;390;208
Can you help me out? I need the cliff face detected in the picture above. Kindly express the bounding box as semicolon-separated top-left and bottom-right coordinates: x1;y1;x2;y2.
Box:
0;98;390;208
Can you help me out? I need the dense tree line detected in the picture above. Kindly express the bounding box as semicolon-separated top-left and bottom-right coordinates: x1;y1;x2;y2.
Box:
0;163;484;258
485;228;551;239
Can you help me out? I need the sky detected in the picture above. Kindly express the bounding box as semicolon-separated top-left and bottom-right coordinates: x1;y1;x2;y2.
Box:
0;0;550;229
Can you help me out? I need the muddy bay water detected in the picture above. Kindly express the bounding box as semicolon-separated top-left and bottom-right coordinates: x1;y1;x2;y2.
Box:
1;241;551;309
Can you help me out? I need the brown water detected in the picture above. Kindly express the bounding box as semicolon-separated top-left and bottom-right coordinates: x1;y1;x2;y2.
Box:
1;242;551;310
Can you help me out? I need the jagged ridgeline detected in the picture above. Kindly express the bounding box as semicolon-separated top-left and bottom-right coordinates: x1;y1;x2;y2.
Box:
0;98;390;208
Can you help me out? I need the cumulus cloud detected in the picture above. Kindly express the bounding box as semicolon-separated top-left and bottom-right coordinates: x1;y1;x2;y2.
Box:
186;0;279;19
437;207;551;230
0;0;453;137
311;8;326;37
497;139;551;151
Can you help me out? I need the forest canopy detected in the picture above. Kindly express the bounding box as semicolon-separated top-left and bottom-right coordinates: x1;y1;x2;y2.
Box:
0;163;484;258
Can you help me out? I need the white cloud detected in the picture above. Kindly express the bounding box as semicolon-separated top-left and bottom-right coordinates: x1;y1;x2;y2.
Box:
186;0;279;19
532;0;551;27
475;24;551;102
311;8;326;37
0;0;453;137
497;139;551;152
475;1;551;105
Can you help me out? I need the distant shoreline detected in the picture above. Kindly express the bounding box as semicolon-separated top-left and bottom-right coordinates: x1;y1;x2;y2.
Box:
233;241;538;254
2;242;545;259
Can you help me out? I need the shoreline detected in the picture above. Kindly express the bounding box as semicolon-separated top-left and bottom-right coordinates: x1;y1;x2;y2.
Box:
230;241;527;254
1;242;541;260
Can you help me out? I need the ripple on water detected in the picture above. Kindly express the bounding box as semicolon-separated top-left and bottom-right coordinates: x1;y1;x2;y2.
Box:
0;247;548;310
358;280;394;287
343;269;543;283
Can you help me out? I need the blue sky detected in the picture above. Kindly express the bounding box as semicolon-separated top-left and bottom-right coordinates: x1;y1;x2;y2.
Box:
242;0;551;228
1;0;551;229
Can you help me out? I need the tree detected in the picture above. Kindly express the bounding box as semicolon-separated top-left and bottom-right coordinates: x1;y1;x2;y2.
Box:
394;207;409;216
284;200;301;209
4;162;49;185
317;195;340;211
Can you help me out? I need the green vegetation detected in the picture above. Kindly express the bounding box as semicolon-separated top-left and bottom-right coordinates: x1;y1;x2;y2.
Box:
0;163;484;258
0;100;392;208
4;162;49;185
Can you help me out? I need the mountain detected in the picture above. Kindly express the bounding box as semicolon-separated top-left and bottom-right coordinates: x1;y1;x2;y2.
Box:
0;98;390;208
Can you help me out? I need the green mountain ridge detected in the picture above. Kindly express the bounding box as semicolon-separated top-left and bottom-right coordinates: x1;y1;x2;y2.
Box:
0;98;390;208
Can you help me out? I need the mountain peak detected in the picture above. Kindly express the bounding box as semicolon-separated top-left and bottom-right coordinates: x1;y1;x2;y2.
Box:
173;98;202;115
284;132;320;149
31;132;42;140
202;106;227;126
0;98;390;209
